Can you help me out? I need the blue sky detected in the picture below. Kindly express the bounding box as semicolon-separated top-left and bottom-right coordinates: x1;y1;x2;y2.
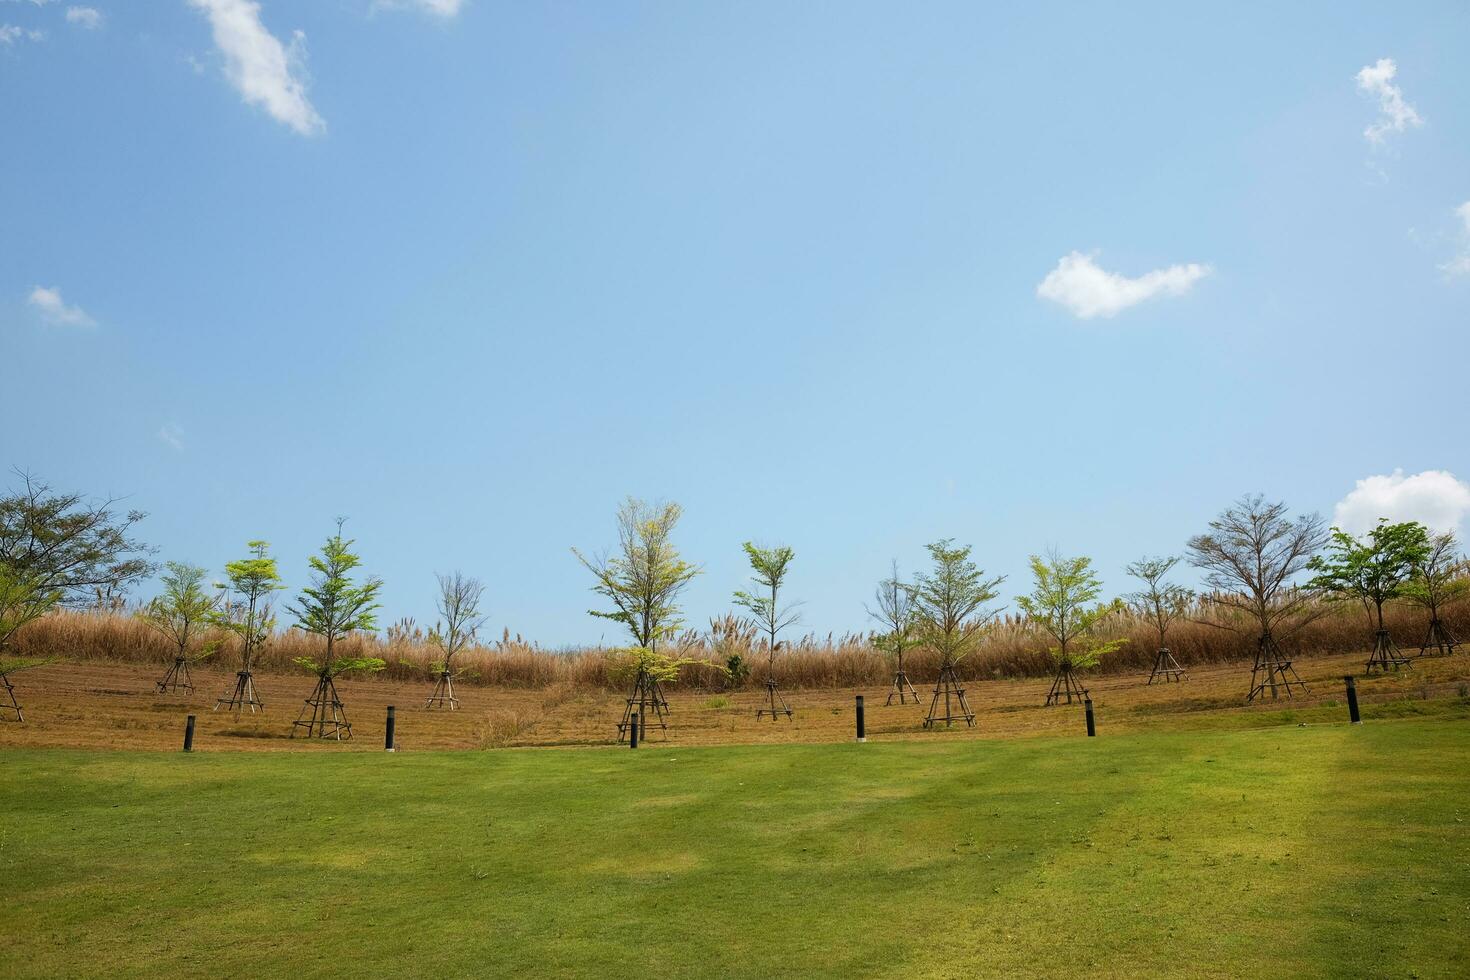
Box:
3;1;1468;647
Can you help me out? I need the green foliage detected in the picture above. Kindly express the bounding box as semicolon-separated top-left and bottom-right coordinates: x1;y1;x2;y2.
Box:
0;471;154;606
290;655;387;678
866;560;918;666
608;645;717;686
0;655;57;675
910;539;1005;668
287;520;383;676
0;560;63;654
573;498;700;651
1124;555;1194;648
1307;520;1432;628
733;541;800;664
210;540;283;671
1017;551;1127;669
137;561;222;663
724;652;751;687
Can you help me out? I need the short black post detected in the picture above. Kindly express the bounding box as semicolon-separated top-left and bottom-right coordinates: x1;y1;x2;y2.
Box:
183;714;196;752
855;694;866;743
1344;675;1361;725
385;705;396;751
629;712;640;749
1084;697;1096;737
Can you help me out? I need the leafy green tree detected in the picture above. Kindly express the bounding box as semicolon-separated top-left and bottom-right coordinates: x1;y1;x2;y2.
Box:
865;560;920;704
0;470;154;607
1308;520;1430;672
288;521;385;680
574;498;702;739
211;540;283;711
1125;555;1193;683
1018;551;1126;704
0;561;63;721
1401;530;1468;654
138;562;222;693
733;542;801;674
911;539;1005;670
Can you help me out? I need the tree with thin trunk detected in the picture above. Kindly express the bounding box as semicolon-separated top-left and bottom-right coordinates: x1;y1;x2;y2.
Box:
1018;551;1126;706
1186;494;1328;701
1308;520;1431;674
426;572;487;710
911;539;1005;728
138;561;222;695
211;540;282;714
866;560;920;705
0;561;63;722
734;542;801;720
287;520;385;740
573;497;702;741
1125;556;1194;684
0;470;155;606
1401;530;1467;656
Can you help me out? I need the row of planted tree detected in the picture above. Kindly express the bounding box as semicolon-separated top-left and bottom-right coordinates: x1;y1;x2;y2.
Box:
1;472;1466;739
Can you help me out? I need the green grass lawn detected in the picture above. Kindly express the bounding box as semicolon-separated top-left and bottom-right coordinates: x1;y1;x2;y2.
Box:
2;718;1468;978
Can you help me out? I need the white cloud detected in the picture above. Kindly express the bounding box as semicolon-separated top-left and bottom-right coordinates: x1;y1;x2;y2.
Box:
1441;201;1470;278
374;0;464;15
158;424;186;452
65;6;101;28
27;285;96;326
1356;58;1422;145
187;0;325;137
0;23;44;42
1333;469;1470;536
1036;251;1211;319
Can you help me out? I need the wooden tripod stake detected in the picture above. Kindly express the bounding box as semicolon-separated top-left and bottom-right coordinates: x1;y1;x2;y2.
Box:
156;656;195;695
923;664;975;728
1364;628;1410;674
1045;662;1089;706
215;669;264;713
292;672;353;740
1418;618;1458;657
1147;647;1186;684
617;666;669;743
756;675;793;720
1;672;22;723
886;659;921;705
425;669;458;710
1247;632;1308;702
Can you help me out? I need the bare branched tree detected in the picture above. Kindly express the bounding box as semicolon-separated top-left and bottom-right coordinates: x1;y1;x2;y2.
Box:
426;572;488;709
1402;530;1468;655
865;560;920;704
1125;555;1194;684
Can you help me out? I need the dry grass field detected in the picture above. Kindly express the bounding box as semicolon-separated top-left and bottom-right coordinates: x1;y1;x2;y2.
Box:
4;646;1467;753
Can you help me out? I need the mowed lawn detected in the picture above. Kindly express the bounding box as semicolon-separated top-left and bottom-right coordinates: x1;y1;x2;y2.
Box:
2;719;1467;978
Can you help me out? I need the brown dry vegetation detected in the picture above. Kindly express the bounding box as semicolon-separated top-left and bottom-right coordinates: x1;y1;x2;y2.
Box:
12;598;1470;691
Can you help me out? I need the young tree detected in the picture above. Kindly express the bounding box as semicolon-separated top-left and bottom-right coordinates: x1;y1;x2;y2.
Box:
138;561;222;695
212;540;283;714
1186;494;1328;701
1125;555;1194;684
287;521;385;740
0;561;63;722
866;560;920;705
426;571;487;710
573;497;701;741
0;470;154;606
734;542;801;720
910;539;1005;728
1402;531;1468;656
1308;520;1431;673
1017;551;1127;706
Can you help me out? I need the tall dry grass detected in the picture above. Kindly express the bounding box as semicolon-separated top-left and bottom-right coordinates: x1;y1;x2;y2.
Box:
13;599;1469;692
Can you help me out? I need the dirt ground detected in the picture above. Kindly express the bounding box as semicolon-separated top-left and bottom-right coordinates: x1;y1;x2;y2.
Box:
3;647;1468;753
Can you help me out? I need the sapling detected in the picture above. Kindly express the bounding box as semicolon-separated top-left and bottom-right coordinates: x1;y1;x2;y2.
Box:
734;542;801;720
138;561;222;695
1125;556;1193;684
1017;550;1126;706
910;539;1005;728
1308;520;1431;674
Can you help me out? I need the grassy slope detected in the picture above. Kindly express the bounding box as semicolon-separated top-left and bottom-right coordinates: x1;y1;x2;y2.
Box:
2;719;1467;979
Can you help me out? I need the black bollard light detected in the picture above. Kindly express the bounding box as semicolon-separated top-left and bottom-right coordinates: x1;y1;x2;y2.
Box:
629;711;640;749
855;694;866;742
385;705;396;751
183;714;196;752
1344;675;1361;725
1084;697;1096;737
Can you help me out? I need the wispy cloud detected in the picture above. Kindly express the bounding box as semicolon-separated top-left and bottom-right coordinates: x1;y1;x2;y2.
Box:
0;23;45;43
1356;58;1422;146
187;0;325;137
1441;201;1470;279
1036;251;1211;320
374;0;465;15
28;285;96;326
64;5;101;28
158;423;186;452
1334;469;1470;535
